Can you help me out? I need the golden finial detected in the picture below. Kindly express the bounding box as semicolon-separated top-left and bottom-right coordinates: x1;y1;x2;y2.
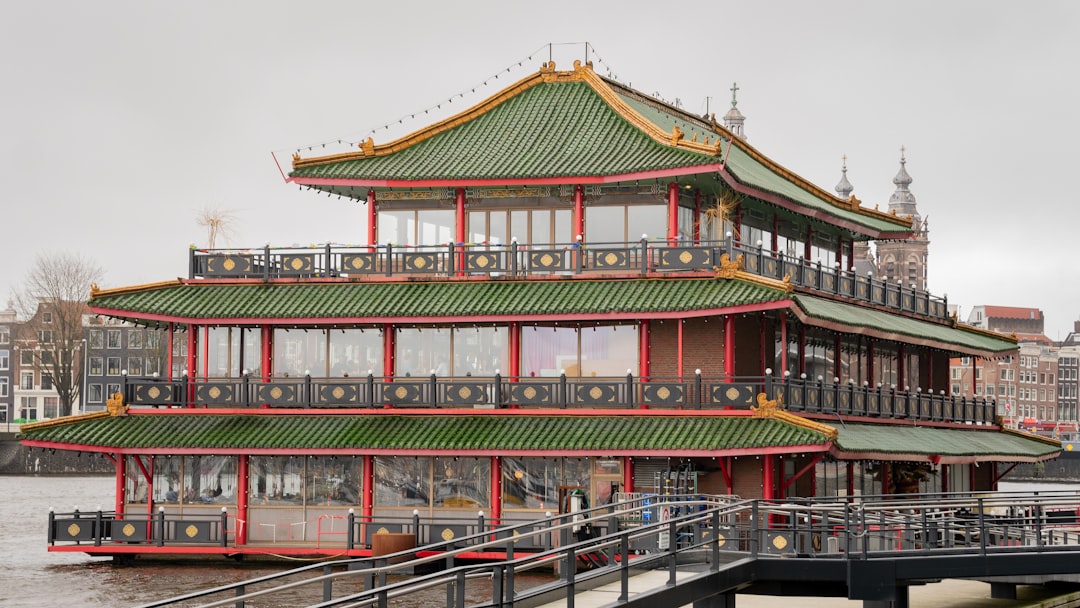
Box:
540;61;557;74
360;137;375;155
670;125;684;145
713;253;745;279
106;392;128;417
752;392;783;417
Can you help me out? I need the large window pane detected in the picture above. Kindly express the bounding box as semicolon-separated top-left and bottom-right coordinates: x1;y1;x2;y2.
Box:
587;206;624;243
183;455;237;505
580;325;638;377
375;456;431;507
308;456;362;506
274;329;327;377
152;455;182;504
249;456;305;505
126;456;149;504
378;210;415;245
418;210;454;246
521;326;578;377
329;328;383;377
453;326;507;375
433;456;490;508
395;328;451;377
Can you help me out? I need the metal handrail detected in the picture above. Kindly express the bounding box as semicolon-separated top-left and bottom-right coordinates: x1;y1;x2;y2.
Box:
187;237;949;321
133;491;1080;608
119;371;999;425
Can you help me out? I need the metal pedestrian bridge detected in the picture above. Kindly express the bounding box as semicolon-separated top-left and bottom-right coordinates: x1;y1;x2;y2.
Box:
135;491;1080;608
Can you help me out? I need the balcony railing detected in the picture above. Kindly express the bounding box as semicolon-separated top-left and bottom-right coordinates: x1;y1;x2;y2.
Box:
189;238;949;321
121;372;997;425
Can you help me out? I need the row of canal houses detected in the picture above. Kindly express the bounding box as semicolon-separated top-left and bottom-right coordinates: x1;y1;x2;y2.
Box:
21;59;1058;559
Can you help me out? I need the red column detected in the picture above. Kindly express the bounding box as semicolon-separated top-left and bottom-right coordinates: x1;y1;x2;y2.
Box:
693;190;701;243
677;320;684;381
362;455;374;521
573;185;584;241
508;322;520;378
805;226;813;261
867;339;875;386
186;326;198;408
237;455;249;544
667;182;678;242
763;454;775;501
837;235;844;271
759;315;767;376
723;315;735;378
834;334;843;382
623;457;634;494
639;320;650;380
780;312;788;378
491;456;502;525
367;189;377;246
202;326;210;380
115;453;126;516
166;322;174;381
797;326;806;377
971;357;978;396
771;213;779;253
455;188;466;277
383;324;394;378
261;325;273;380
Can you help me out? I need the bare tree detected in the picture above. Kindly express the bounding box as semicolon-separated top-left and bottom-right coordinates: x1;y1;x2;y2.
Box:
196;208;236;249
14;252;103;418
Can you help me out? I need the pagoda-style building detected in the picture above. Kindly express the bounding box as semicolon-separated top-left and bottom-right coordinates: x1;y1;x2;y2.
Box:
20;59;1057;559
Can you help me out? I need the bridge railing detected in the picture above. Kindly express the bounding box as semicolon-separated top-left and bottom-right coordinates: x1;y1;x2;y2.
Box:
128;491;1080;608
189;237;949;320
119;371;999;424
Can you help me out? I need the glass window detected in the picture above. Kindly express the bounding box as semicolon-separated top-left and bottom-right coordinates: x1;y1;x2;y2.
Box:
41;375;52;391
125;456;149;504
107;330;121;349
329;328;384;377
0;350;7;370
452;326;507;376
89;356;103;376
375;456;431;508
395;327;451;377
378;209;453;246
502;457;593;510
182;455;238;505
128;329;143;349
152;455;182;504
39;330;53;343
127;357;143;376
20;372;33;390
89;330;103;349
106;383;120;400
0;328;8;344
521;324;638;378
586;205;624;243
433;456;490;508
107;357;121;375
273;328;327;378
43;397;58;418
249;456;305;505
0;377;8;397
308;456;363;506
206;327;262;378
88;384;103;403
21;350;33;365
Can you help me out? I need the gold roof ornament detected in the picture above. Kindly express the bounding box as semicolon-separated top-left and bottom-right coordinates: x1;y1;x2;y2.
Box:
751;392;783;417
106;392;128;417
713;253;745;279
670;125;684;145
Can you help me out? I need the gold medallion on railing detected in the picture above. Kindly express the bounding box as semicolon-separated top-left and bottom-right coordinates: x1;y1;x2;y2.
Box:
772;534;788;550
185;525;199;538
680;251;693;264
122;523;136;537
441;528;455;541
657;387;670;399
270;387;283;399
377;527;390;535
726;387;740;401
148;386;161;399
290;258;304;270
223;258;236;271
67;523;81;537
523;387;537;399
589;387;603;399
395;386;408;399
458;386;473;399
332;387;346;399
208;387;221;399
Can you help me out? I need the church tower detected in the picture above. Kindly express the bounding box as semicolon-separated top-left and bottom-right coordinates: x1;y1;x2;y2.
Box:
837;155;878;277
722;82;746;139
874;147;930;291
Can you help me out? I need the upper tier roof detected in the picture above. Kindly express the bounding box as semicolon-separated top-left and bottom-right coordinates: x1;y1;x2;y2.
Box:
288;60;913;239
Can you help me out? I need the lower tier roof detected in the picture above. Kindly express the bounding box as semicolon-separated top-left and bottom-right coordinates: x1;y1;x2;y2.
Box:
19;411;1057;463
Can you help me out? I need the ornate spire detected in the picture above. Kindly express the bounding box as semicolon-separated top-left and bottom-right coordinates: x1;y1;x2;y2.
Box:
722;82;746;139
888;145;919;221
835;154;854;199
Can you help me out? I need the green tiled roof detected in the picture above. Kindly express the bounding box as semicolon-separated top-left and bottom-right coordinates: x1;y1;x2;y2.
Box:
90;278;786;322
290;81;716;182
794;294;1017;355
834;424;1059;462
19;413;828;453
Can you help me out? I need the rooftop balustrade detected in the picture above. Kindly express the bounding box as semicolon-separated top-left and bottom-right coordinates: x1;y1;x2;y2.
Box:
120;371;996;425
189;237;949;321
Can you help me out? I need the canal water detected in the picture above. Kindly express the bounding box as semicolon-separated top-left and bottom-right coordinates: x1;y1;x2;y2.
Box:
0;475;553;607
2;475;1077;607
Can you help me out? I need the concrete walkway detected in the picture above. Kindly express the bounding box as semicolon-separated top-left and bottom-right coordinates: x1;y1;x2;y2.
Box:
536;570;1080;607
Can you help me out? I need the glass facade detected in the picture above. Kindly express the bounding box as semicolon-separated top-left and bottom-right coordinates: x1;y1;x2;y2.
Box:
520;324;638;378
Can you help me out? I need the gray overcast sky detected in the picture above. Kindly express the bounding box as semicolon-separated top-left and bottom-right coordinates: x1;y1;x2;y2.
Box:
2;1;1078;337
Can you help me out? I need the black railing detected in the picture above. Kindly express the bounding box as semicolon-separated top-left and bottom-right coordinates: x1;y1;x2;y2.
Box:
121;372;997;425
189;237;949;320
49;507;230;547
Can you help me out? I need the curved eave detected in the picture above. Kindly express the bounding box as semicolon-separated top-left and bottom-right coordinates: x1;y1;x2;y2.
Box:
287;163;723;190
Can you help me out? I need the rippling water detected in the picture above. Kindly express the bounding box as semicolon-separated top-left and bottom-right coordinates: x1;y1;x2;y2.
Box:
0;475;553;607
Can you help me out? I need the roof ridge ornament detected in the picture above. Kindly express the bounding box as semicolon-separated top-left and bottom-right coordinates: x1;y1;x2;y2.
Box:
540;61;557;74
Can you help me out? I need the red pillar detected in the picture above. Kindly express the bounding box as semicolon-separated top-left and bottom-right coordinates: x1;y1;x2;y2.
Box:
639;320;650;381
771;213;779;253
867;339;875;386
723;315;735;378
759;315;767;376
780;312;788;378
186;326;198;408
367;189;377;246
166;322;174;381
491;456;502;525
202;325;210;380
834;334;843;382
573;185;584;241
805;225;813;261
362;455;374;521
837;235;844;271
261;326;273;380
797;326;806;377
237;455;249;544
971;357;978;396
115;453;126;516
383;324;394;378
693;190;701;243
455;188;466;276
677;320;684;381
667;182;678;242
623;457;634;494
508;322;520;378
763;454;775;501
